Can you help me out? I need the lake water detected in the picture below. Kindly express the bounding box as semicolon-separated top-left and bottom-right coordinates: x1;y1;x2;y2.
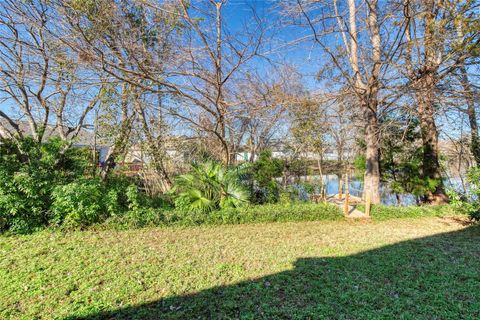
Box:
285;174;469;205
285;175;417;206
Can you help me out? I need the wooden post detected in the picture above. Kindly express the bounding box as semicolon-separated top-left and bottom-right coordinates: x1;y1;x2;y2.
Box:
365;188;371;217
344;173;349;216
338;175;343;200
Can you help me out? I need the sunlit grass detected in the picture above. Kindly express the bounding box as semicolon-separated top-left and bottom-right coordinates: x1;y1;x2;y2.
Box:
1;216;478;319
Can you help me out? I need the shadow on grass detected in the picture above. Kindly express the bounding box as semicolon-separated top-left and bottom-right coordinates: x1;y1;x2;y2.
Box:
69;225;480;319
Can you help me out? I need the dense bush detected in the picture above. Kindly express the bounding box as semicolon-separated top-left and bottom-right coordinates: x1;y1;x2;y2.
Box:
448;167;480;220
2;137;469;234
123;184;169;227
466;168;480;220
51;178;106;228
379;117;441;199
0;137;160;233
0;138;90;233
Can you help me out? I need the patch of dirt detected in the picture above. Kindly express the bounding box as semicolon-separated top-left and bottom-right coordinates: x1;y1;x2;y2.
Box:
438;216;474;226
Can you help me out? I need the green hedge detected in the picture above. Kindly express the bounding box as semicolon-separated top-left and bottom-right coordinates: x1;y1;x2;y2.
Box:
355;204;461;221
104;202;344;229
181;202;343;225
103;203;467;230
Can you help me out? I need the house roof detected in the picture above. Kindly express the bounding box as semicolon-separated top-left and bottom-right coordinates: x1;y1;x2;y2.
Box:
0;119;103;147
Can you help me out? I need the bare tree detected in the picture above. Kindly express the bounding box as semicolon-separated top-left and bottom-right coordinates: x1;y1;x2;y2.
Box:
282;0;406;203
56;0;266;167
53;0;183;184
402;0;479;203
168;0;265;164
290;96;331;191
453;6;480;165
0;0;103;149
234;67;298;162
328;94;359;171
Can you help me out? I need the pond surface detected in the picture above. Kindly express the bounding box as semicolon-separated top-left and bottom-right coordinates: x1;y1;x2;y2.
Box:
286;174;469;206
285;175;417;206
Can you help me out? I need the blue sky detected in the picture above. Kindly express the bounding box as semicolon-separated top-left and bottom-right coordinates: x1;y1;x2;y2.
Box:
217;0;324;89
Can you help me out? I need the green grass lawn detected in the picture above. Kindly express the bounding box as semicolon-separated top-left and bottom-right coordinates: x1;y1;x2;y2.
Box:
1;216;479;319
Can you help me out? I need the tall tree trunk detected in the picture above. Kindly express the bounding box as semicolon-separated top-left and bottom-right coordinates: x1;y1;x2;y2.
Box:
365;0;382;204
404;0;448;204
419;0;448;203
216;110;230;166
100;87;135;180
455;13;480;166
416;73;448;204
344;0;382;203
100;119;134;180
459;66;480;166
363;95;381;204
455;2;480;166
219;133;230;166
317;151;325;198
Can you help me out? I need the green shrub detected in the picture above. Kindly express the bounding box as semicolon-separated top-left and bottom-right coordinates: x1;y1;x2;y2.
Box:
105;175;138;210
278;190;293;204
124;206;163;228
49;181;168;230
0;137;163;233
126;184;144;212
447;167;480;220
173;195;193;213
0;137;89;233
51;179;105;228
99;184;164;228
100;202;344;230
466;167;480;221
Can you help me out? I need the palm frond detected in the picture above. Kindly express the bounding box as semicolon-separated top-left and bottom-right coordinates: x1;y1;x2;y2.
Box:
173;160;251;213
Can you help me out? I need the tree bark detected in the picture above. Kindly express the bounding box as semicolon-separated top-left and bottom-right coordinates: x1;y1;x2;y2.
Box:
459;66;480;166
362;95;381;204
404;0;448;204
316;153;324;196
416;73;448;204
100;86;135;180
455;12;480;166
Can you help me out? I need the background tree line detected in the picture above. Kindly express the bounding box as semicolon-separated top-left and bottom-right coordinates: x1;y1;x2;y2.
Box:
0;0;479;232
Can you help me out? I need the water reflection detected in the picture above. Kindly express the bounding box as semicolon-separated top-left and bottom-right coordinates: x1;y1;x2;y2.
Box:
285;175;417;206
283;174;468;206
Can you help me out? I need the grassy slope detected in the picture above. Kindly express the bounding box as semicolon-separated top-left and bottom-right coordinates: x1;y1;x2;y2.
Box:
1;217;479;319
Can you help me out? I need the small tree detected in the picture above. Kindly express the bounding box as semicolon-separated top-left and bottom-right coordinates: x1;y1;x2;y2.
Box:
251;150;284;203
380;117;436;204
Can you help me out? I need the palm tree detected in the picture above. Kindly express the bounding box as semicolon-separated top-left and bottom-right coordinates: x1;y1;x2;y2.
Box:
173;161;250;213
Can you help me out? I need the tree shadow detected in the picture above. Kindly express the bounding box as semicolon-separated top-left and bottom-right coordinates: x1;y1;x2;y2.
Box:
69;225;480;319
